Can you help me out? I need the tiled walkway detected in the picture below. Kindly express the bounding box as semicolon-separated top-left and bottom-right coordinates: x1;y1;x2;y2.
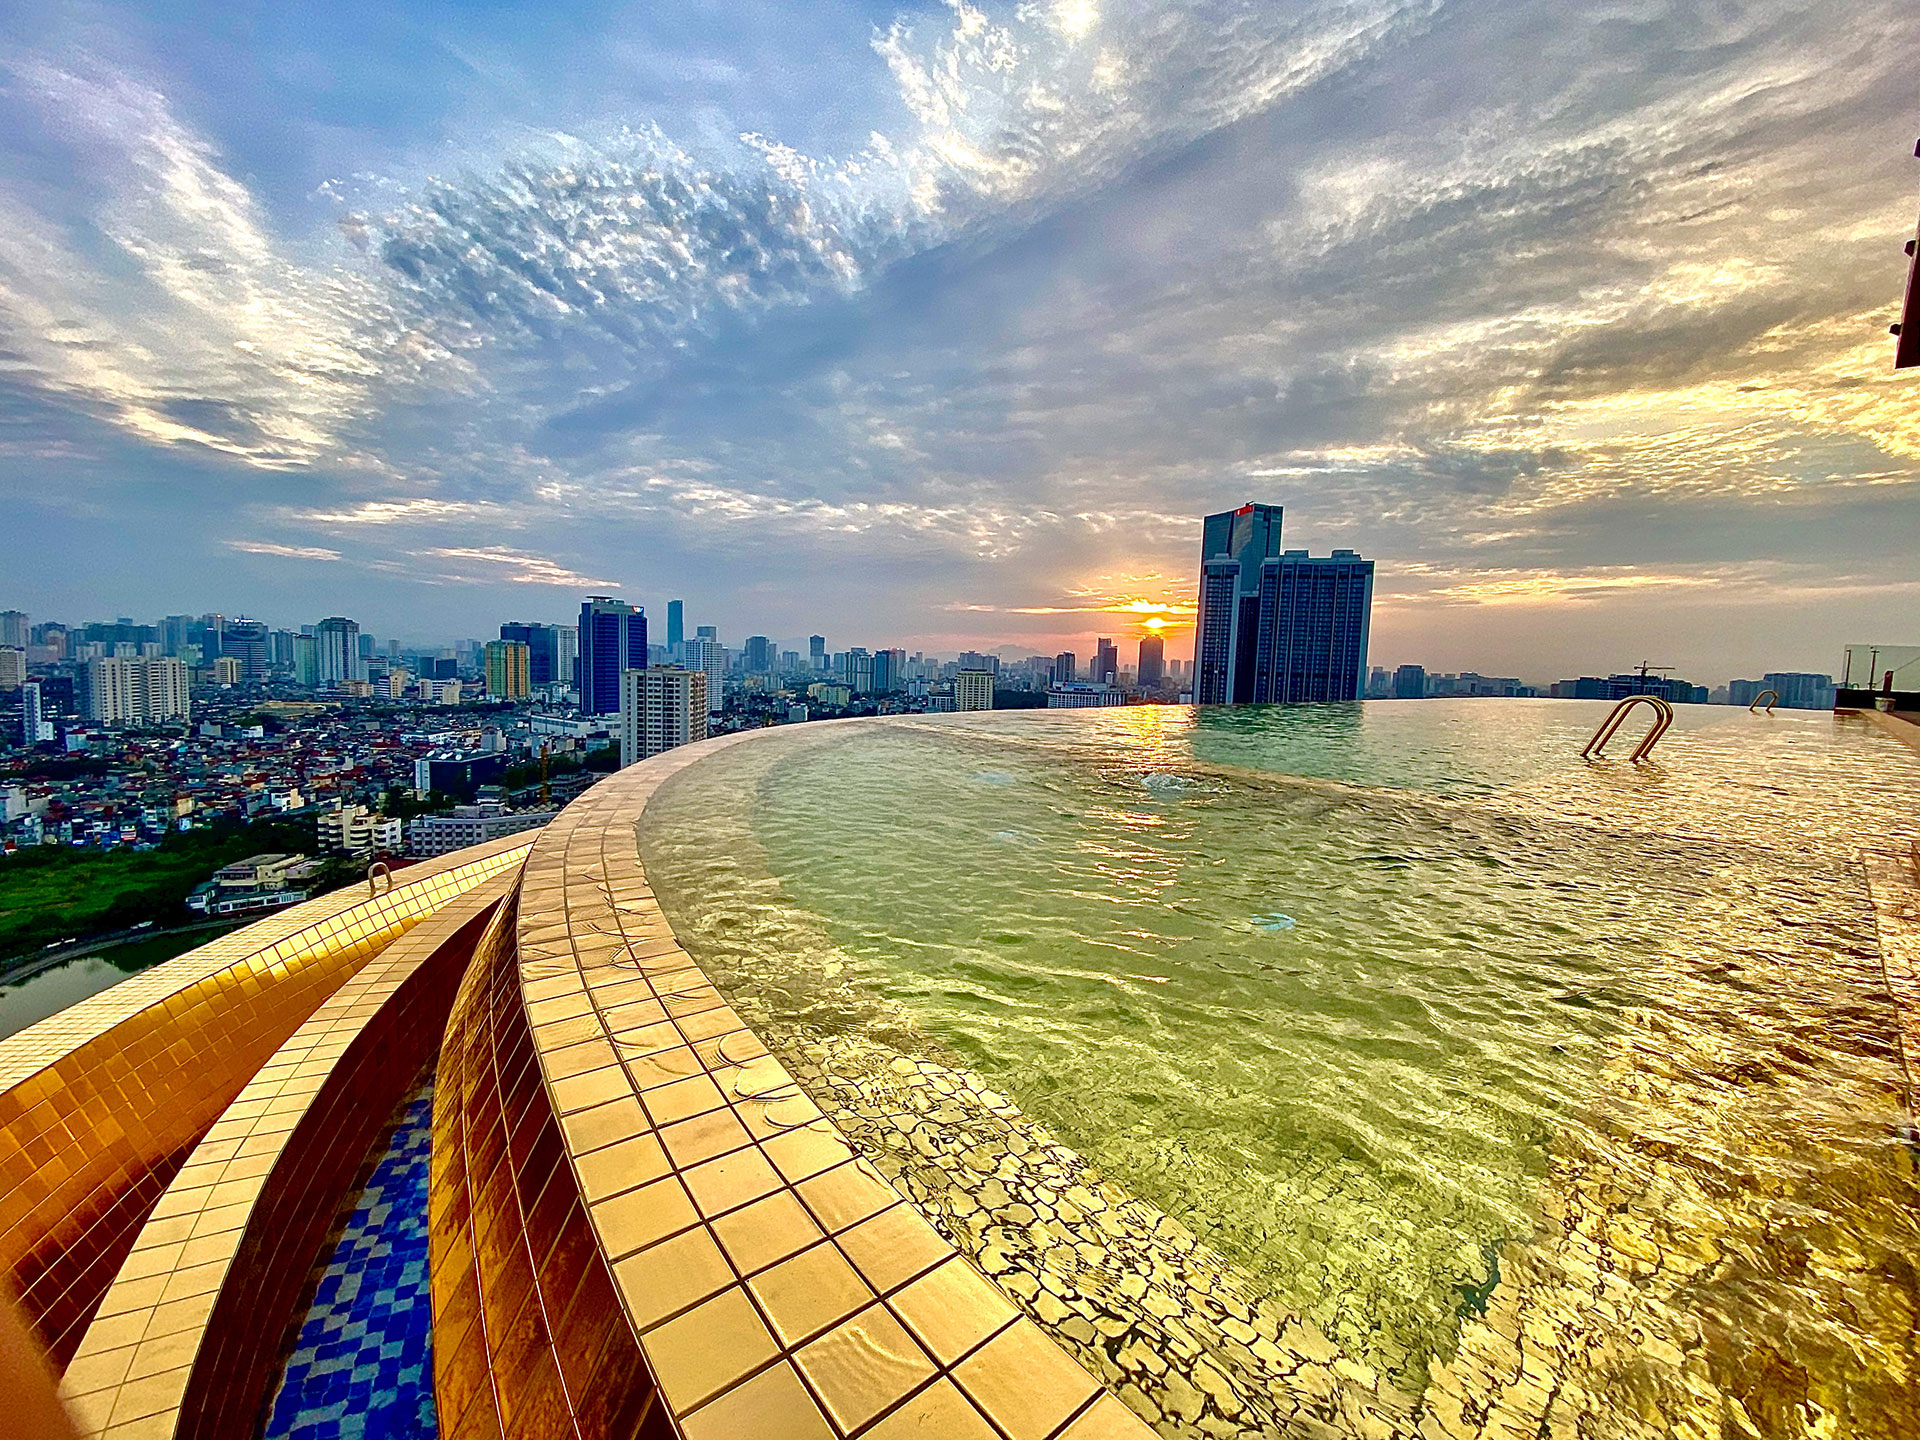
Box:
265;1083;438;1440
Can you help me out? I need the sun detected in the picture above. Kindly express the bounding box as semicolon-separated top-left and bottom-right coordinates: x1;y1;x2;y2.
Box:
1142;616;1167;631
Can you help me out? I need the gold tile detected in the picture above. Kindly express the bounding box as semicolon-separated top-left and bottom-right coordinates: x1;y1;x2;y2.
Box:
550;1064;632;1115
104;1365;192;1427
761;1125;854;1184
557;1095;647;1156
860;1379;999;1440
641;1074;726;1126
610;1226;735;1331
645;1286;779;1415
57;1343;137;1399
794;1304;936;1435
710;1190;826;1278
678;1362;835;1440
837;1204;952;1294
658;1107;752;1169
952;1320;1099;1440
1058;1393;1155;1438
574;1133;670;1202
747;1241;875;1348
122;1326;201;1384
795;1161;896;1234
889;1258;1019;1366
683;1146;783;1218
592;1176;698;1259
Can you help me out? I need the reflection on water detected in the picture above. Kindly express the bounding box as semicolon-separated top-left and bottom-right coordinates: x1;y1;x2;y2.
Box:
638;701;1920;1436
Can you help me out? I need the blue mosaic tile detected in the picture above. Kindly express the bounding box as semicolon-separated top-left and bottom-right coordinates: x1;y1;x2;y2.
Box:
266;1082;438;1440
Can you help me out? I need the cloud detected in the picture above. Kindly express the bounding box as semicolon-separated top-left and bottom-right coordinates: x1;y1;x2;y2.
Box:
414;545;619;589
226;539;344;562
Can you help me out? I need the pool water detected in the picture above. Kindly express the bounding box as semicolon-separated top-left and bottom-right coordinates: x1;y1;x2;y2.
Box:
637;701;1920;1436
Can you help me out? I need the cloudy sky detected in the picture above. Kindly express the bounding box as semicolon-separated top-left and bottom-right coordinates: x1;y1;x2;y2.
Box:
1;0;1916;682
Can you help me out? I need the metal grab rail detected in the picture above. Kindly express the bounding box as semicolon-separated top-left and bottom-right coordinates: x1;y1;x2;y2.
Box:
1749;688;1778;715
366;860;392;896
1581;694;1674;762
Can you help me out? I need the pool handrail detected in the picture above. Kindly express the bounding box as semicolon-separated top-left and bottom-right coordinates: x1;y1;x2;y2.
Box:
1749;689;1779;715
1581;694;1674;762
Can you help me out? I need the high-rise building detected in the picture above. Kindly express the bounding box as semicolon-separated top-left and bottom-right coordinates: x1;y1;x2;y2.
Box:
160;615;193;657
619;666;708;766
21;680;50;745
1193;504;1373;704
1761;672;1836;710
1138;635;1165;688
1193;503;1284;704
1053;651;1076;685
846;647;874;695
315;617;362;687
954;670;995;712
578;597;648;715
1392;664;1427;699
744;636;775;672
667;600;685;652
1255;552;1375;702
682;637;727;715
0;647;24;691
556;625;578;692
485;640;531;699
224;617;270;680
1094;638;1118;686
500;623;562;686
809;635;826;671
0;611;28;648
86;656;191;725
294;633;319;688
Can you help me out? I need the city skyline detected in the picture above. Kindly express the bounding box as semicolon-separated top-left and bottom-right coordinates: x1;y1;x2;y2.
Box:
1;4;1917;682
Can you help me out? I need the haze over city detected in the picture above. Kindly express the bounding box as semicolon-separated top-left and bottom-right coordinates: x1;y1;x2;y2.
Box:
2;0;1918;683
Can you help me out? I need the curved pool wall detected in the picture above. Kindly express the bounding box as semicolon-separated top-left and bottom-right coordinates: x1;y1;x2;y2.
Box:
22;723;1160;1440
633;701;1920;1440
10;704;1918;1440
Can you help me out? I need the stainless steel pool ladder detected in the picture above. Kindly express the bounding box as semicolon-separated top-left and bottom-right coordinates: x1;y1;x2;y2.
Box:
1749;689;1779;714
1581;695;1674;762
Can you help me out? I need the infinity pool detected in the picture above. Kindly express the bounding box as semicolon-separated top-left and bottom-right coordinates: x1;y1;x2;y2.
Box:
637;701;1920;1438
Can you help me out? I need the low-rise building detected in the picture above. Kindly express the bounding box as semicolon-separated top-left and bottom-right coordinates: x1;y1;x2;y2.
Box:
187;851;324;916
317;803;403;858
406;803;557;858
1047;683;1125;708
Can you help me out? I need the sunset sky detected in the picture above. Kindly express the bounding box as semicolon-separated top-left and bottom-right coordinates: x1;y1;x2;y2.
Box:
2;0;1916;681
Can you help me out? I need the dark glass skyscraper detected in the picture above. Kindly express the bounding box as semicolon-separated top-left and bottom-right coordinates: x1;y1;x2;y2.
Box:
1194;503;1284;704
578;597;648;715
1253;552;1374;702
666;600;684;652
1137;634;1165;687
1193;504;1373;704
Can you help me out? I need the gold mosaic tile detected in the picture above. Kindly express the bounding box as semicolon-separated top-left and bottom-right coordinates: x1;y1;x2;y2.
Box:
55;877;517;1440
1;833;536;1370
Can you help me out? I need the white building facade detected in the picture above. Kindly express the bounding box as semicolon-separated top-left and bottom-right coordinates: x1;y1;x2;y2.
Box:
619;666;708;767
86;656;191;725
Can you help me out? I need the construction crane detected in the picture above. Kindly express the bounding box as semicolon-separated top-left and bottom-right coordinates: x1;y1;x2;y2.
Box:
539;740;552;807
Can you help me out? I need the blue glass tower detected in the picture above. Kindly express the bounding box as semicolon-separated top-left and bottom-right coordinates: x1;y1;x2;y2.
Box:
578;596;648;715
